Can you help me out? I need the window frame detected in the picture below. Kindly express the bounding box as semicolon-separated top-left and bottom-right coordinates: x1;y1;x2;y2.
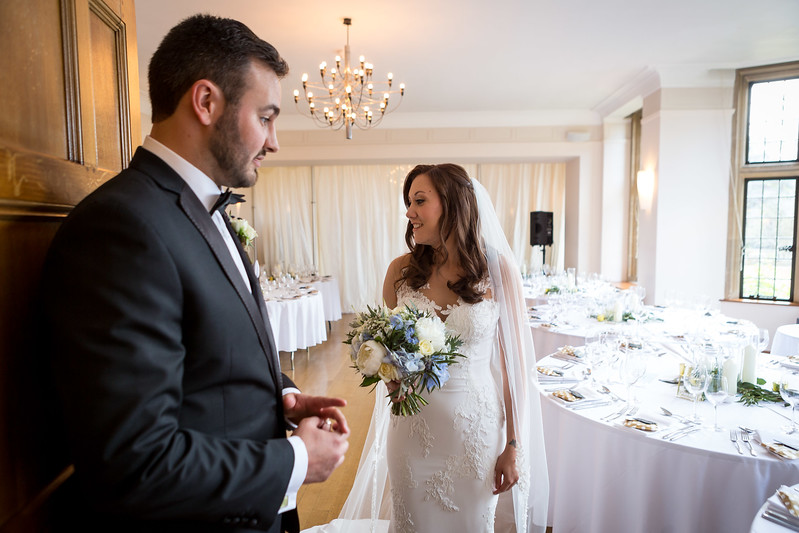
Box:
730;61;799;302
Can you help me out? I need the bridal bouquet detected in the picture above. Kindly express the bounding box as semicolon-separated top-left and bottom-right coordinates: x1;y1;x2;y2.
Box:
345;304;463;416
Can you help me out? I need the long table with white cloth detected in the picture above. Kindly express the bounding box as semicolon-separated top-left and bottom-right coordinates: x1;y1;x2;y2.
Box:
263;286;327;367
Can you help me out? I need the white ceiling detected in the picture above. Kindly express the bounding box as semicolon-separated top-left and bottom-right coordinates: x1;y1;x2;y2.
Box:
134;0;799;129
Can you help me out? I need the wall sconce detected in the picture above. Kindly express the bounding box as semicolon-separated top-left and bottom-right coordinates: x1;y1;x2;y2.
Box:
637;170;655;212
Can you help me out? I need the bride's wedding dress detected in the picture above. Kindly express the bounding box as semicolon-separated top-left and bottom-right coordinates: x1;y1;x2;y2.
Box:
387;284;502;533
303;178;548;533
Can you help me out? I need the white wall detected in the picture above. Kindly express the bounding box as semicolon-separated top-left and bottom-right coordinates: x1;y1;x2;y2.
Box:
600;119;631;281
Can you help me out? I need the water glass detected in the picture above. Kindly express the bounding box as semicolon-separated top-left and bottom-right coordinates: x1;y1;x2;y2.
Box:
705;373;728;431
683;364;709;422
619;350;647;408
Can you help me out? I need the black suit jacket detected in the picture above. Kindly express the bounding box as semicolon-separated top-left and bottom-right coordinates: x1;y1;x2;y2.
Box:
42;148;298;532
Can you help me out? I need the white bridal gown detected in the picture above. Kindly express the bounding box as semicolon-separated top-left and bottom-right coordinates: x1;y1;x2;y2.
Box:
386;284;504;533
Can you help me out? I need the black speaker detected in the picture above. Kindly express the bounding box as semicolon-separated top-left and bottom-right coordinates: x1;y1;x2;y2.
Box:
530;211;553;246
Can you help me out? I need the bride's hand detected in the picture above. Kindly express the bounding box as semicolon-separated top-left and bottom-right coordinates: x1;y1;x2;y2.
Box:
385;380;407;403
493;443;519;494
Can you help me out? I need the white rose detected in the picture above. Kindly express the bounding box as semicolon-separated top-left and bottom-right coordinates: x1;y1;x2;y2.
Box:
418;339;434;356
378;362;402;383
415;316;447;352
356;340;387;376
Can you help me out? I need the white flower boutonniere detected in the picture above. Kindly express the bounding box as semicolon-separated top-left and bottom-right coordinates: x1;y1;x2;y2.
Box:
228;215;258;248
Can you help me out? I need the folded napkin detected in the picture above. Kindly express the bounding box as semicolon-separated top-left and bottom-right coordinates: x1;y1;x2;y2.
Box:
536;364;585;384
754;431;799;460
550;384;602;404
777;486;799;517
550;345;585;363
615;409;673;433
764;488;799;531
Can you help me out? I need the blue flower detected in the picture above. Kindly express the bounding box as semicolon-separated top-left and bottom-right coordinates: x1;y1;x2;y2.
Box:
424;361;450;391
389;314;404;330
403;326;417;344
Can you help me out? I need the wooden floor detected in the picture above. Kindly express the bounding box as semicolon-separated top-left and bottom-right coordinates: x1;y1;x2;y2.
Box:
279;314;373;529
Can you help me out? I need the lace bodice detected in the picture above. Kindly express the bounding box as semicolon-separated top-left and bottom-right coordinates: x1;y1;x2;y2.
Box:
396;283;499;350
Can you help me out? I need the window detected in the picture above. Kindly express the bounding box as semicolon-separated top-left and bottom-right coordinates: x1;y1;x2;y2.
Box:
732;62;799;302
740;178;796;300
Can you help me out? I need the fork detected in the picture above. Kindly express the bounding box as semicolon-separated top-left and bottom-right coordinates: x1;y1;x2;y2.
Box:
730;429;743;454
739;429;757;456
601;404;629;421
607;405;638;423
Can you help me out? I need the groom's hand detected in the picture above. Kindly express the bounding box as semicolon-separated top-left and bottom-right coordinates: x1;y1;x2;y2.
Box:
294;416;349;483
284;393;349;434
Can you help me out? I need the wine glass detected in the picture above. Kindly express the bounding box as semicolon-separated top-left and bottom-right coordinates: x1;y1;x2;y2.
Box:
584;332;602;384
779;371;799;434
705;373;728;431
683;363;709;422
619;350;647;408
758;328;770;353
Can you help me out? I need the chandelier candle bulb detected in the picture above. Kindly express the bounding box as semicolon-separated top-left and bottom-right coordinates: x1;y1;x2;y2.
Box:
295;18;405;138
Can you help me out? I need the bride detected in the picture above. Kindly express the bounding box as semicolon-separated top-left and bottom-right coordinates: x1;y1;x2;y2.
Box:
307;164;548;532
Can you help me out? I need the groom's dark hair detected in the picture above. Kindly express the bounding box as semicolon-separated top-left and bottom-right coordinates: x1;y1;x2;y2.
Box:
148;14;289;122
400;164;489;304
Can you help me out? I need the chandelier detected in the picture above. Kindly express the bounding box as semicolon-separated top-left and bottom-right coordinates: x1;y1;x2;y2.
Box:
293;18;405;140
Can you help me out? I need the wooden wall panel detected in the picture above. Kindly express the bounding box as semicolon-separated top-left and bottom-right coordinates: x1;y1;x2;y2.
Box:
0;0;140;530
88;2;128;172
0;0;68;160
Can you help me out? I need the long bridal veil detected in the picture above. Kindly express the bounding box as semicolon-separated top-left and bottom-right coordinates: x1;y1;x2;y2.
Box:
304;177;548;533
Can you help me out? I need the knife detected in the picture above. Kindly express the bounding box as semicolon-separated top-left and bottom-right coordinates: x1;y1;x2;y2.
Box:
763;510;799;532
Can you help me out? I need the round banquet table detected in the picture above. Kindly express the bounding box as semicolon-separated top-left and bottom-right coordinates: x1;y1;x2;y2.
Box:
529;305;761;362
264;288;327;365
537;350;799;533
772;325;799;357
308;275;342;323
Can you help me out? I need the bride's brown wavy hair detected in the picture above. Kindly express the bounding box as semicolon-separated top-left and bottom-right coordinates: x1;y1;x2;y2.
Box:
397;164;488;304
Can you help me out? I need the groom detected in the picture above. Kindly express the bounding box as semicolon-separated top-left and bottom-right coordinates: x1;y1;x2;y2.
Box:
40;14;348;533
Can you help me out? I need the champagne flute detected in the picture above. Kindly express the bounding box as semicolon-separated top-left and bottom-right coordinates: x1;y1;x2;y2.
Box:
779;371;799;434
683;363;709;422
705;373;728;431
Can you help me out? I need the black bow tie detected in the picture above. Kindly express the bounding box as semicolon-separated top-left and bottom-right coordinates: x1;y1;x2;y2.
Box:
210;188;245;215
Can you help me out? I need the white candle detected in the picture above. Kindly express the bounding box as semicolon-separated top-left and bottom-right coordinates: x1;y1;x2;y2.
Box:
613;300;624;323
722;358;739;395
741;344;758;385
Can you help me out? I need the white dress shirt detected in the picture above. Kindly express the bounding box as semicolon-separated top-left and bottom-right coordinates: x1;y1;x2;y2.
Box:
140;136;307;512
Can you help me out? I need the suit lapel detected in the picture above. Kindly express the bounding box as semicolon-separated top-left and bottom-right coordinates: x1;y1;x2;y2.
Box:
179;190;283;388
128;149;283;389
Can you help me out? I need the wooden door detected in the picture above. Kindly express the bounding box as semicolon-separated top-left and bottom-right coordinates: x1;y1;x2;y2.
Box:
0;0;140;530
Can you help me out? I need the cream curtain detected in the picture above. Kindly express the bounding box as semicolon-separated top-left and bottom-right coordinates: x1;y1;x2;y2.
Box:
314;164;414;310
252;166;314;274
478;163;566;272
254;163;564;311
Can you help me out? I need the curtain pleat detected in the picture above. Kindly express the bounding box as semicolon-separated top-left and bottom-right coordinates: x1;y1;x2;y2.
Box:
254;163;564;311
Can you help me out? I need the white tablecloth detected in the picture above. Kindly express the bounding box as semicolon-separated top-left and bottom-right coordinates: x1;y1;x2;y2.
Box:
264;290;327;353
538;351;799;533
772;325;799;357
309;276;342;322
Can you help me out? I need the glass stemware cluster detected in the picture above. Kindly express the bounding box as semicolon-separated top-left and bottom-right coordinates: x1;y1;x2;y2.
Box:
779;370;799;434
